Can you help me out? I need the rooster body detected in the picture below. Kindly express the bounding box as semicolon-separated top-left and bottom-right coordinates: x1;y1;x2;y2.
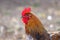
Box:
21;8;50;40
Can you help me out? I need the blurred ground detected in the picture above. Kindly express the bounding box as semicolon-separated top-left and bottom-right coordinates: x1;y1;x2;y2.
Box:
0;0;60;40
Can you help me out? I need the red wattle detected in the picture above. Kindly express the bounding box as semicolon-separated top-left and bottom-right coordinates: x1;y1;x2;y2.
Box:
22;17;29;24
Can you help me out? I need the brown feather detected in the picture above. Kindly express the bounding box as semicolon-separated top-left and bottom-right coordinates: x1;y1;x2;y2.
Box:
25;13;50;40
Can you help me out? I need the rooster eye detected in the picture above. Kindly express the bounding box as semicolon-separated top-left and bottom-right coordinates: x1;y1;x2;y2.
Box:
22;14;29;18
25;14;29;16
26;14;32;17
22;13;31;18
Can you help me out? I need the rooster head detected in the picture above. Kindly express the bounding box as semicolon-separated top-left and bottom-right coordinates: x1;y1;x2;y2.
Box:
21;7;31;24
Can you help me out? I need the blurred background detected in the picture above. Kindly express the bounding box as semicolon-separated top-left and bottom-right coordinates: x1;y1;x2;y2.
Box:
0;0;60;40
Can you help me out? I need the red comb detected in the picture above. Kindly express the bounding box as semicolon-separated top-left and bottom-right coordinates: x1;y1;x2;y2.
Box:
22;7;31;16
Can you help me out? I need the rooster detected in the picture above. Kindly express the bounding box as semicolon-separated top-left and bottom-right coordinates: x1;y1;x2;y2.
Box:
21;7;50;40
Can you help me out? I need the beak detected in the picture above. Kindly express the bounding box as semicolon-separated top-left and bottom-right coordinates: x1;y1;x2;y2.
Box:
21;16;25;18
21;16;23;18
